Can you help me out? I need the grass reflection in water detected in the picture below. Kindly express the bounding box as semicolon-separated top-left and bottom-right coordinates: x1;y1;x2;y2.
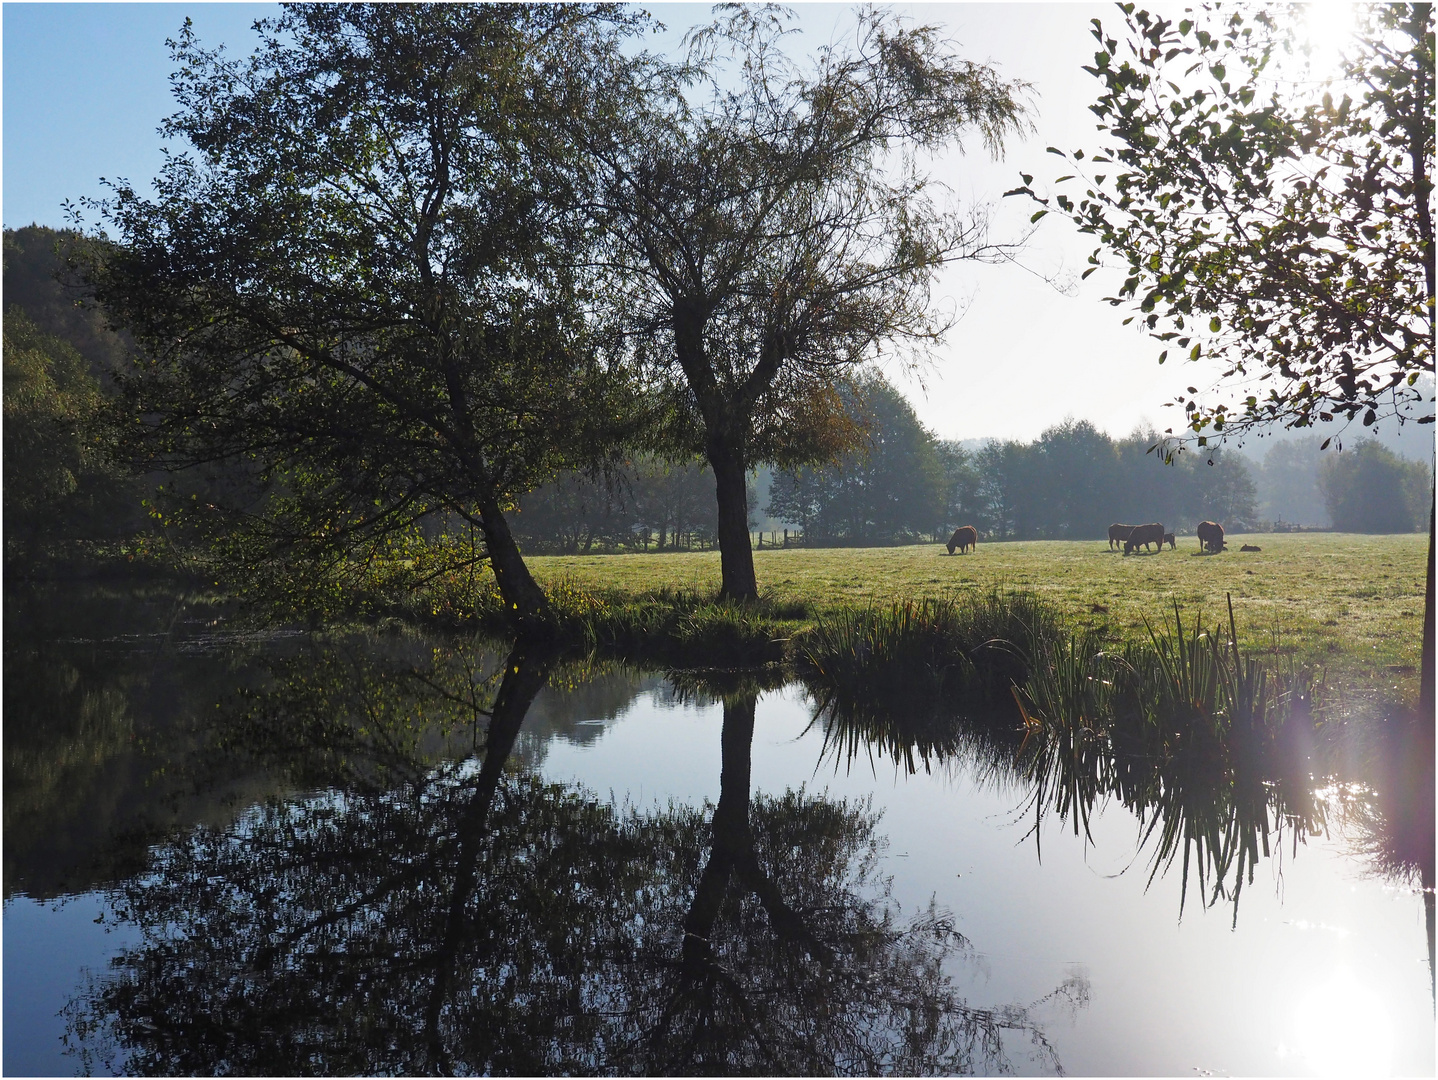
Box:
798;591;1434;940
66;641;1087;1076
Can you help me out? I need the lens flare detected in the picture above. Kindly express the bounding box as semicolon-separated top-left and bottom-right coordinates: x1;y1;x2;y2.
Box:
1283;967;1394;1077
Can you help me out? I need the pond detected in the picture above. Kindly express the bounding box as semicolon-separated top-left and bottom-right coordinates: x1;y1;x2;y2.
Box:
4;584;1433;1075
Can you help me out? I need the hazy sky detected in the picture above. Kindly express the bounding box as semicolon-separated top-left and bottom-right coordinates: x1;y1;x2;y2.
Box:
4;2;1415;448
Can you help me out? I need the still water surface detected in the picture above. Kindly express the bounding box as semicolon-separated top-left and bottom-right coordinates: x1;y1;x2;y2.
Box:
4;585;1433;1075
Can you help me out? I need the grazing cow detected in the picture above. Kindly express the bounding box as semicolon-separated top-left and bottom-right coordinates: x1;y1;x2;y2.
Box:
1163;532;1176;549
1123;522;1165;554
1108;523;1137;551
1197;520;1227;553
1240;543;1261;552
947;525;978;555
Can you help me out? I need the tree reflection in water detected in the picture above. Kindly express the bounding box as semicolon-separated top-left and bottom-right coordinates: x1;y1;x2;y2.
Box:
67;645;1085;1076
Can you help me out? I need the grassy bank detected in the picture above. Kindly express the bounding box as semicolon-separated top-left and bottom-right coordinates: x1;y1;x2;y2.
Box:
514;533;1427;692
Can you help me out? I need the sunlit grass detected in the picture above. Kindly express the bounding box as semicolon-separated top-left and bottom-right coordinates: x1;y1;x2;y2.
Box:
518;533;1427;689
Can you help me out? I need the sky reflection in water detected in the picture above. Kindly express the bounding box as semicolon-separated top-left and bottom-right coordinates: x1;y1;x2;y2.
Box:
542;682;1432;1076
3;607;1433;1076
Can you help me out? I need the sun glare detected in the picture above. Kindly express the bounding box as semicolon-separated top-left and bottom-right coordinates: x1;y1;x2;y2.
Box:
1296;1;1360;78
1280;967;1395;1077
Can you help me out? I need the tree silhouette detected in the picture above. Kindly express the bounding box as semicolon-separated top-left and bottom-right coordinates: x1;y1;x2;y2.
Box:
588;8;1031;599
80;5;644;632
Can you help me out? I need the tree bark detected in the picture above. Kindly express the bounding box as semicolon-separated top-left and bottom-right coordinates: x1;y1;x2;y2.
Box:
475;490;552;633
1421;481;1434;723
708;440;758;601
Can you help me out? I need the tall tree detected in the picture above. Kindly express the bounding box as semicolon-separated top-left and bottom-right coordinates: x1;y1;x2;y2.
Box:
1032;419;1122;539
79;4;641;633
935;440;984;536
1017;3;1434;711
588;8;1030;598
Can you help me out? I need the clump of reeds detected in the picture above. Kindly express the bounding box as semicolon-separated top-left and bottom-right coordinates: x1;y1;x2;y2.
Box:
793;591;1065;782
579;590;793;668
1017;597;1314;740
795;591;1059;711
1013;596;1328;921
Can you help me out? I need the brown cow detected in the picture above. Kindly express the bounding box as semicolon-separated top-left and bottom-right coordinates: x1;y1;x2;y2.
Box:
1108;523;1137;551
1163;532;1176;549
1123;522;1165;554
947;525;978;555
1197;520;1226;553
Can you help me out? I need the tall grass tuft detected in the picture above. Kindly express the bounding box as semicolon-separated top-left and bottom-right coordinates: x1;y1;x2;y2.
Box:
794;591;1065;775
1015;595;1327;922
578;590;793;668
795;591;1061;716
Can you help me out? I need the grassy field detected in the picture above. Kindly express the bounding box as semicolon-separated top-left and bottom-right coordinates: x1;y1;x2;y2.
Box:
523;532;1429;692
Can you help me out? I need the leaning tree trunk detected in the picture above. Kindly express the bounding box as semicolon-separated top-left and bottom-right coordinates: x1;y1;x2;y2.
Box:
475;488;552;634
707;439;758;601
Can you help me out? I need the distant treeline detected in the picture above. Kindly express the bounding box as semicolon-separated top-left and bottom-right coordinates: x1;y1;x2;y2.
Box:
1250;435;1432;533
514;459;727;554
516;375;1431;550
4;225;1429;566
769;377;1257;543
4;227;149;563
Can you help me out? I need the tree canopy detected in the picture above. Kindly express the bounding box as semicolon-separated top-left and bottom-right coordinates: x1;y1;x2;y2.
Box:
587;7;1031;598
1318;438;1432;533
80;4;644;631
768;374;946;544
1017;3;1433;443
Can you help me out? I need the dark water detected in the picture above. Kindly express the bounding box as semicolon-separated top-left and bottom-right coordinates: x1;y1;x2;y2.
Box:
4;584;1433;1075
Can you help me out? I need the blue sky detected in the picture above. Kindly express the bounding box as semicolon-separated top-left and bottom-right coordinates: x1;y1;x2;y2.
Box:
6;3;1422;450
4;4;272;227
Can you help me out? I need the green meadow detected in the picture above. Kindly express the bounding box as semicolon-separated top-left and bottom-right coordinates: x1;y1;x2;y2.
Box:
520;532;1429;692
